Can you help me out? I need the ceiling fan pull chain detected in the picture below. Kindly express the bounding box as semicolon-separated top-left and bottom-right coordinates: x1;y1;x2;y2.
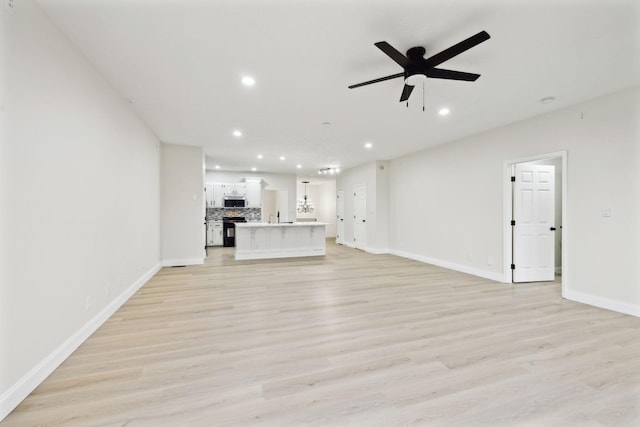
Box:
422;81;425;112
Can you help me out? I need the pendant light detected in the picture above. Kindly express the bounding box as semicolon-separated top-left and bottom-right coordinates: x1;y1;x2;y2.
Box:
297;181;314;213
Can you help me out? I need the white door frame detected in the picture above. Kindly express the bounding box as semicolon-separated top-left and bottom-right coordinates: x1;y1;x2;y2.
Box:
502;151;568;296
336;188;345;245
353;184;366;250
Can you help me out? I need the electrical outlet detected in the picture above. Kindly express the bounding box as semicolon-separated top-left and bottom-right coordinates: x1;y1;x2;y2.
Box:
487;256;495;266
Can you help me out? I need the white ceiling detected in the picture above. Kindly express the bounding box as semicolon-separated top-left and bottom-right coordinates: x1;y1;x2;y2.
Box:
37;0;640;177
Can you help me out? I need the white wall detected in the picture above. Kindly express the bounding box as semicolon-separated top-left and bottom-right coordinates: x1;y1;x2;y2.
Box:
0;0;161;420
161;143;205;266
296;180;337;237
374;161;390;252
389;87;640;315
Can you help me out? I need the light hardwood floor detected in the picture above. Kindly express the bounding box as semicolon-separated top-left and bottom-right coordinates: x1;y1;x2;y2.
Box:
3;242;639;426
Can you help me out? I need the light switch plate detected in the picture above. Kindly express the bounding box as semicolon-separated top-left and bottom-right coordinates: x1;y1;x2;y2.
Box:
601;208;612;218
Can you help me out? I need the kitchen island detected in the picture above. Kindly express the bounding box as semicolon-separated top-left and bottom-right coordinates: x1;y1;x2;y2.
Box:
235;222;327;260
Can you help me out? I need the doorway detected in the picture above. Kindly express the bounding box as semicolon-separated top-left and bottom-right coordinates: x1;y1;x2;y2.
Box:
503;152;567;293
262;189;288;223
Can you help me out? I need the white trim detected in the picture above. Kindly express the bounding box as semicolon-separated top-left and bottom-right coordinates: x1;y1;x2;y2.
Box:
503;151;568;297
564;289;640;317
235;250;325;261
161;258;204;267
389;249;505;283
0;263;162;422
365;247;389;255
343;241;356;249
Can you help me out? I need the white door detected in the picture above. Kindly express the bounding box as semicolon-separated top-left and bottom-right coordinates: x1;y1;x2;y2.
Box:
336;189;345;245
513;164;555;282
353;185;366;250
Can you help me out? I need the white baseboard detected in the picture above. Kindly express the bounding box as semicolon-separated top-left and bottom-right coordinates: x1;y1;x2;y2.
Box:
389;249;505;283
161;258;204;267
365;247;389;255
564;288;640;317
0;262;161;422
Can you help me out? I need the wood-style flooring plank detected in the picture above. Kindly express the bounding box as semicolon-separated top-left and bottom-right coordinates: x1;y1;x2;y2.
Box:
2;241;639;426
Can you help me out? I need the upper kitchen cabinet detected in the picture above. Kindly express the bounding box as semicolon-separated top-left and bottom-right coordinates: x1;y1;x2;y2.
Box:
212;183;224;206
223;183;246;197
205;183;224;207
245;178;262;208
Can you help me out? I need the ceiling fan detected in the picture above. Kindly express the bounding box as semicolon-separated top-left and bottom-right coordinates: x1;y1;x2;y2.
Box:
348;31;491;102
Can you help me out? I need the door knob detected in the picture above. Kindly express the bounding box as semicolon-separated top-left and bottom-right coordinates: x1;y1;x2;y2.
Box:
550;227;556;231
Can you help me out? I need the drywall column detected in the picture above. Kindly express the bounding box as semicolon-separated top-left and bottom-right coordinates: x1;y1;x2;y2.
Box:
374;160;390;253
161;143;205;266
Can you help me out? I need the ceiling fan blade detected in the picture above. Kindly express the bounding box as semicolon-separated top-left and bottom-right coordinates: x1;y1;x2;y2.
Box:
374;41;410;68
426;68;480;81
348;73;404;89
399;84;414;102
424;30;490;68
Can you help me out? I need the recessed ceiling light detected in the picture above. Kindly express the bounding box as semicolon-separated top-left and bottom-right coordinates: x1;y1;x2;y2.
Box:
233;130;242;137
241;76;255;86
364;142;373;149
214;165;220;169
438;107;450;116
279;156;286;161
540;96;555;104
251;167;257;171
257;154;263;159
297;164;302;169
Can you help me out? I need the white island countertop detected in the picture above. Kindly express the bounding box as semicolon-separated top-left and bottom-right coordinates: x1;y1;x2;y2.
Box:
237;222;328;228
235;222;327;260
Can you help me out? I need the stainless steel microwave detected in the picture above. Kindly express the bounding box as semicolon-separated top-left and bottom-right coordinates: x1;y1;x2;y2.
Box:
224;198;245;208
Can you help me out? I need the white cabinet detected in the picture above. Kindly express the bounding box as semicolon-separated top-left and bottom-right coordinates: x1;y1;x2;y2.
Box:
212;183;224;207
205;183;229;207
206;222;214;246
235;226;269;257
207;221;223;246
223;183;246;197
205;184;214;208
207;179;258;206
235;224;326;260
212;222;223;246
245;179;262;208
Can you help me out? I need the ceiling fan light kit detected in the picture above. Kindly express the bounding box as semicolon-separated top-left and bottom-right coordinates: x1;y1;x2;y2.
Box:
349;31;491;104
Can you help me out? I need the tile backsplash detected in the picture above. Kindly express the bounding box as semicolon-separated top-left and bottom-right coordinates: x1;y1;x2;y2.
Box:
207;208;262;222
